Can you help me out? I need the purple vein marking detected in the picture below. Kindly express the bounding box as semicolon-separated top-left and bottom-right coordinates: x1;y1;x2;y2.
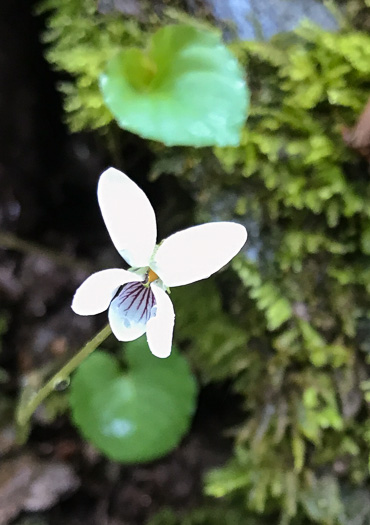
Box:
118;282;156;324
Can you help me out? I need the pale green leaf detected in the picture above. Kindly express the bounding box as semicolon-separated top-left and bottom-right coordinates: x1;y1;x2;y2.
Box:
100;24;249;146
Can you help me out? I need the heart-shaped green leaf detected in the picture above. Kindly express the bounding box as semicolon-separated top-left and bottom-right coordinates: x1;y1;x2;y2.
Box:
99;24;249;147
69;337;197;462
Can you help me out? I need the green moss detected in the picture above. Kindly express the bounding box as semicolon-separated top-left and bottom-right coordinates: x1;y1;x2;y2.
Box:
170;14;370;525
38;0;148;131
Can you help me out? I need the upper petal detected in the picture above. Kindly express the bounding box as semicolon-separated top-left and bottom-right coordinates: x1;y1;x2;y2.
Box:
151;222;247;287
72;268;143;316
108;281;156;341
98;167;157;267
146;284;175;358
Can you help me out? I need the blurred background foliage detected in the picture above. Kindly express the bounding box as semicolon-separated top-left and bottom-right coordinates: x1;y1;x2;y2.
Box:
36;0;370;523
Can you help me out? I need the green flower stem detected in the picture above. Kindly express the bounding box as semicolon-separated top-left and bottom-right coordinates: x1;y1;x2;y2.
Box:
16;323;112;432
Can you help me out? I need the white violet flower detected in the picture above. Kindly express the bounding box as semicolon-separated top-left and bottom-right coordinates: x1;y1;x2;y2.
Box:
72;168;247;358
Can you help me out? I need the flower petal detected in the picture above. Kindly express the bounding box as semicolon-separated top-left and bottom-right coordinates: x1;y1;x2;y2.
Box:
108;281;156;341
146;284;175;358
72;269;143;316
98;167;157;267
151;222;247;287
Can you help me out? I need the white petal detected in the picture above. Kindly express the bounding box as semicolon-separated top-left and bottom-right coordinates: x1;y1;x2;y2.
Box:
108;281;156;341
72;269;142;316
146;284;175;358
151;222;247;287
98;167;157;267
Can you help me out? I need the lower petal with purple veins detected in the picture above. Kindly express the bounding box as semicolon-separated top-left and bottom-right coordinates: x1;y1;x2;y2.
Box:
108;282;156;341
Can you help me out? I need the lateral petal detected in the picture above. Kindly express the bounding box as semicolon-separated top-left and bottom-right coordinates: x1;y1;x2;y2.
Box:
72;268;142;316
151;222;247;287
146;284;175;358
98;167;157;267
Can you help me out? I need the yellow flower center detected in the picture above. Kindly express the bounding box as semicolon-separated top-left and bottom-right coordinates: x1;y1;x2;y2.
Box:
147;268;159;284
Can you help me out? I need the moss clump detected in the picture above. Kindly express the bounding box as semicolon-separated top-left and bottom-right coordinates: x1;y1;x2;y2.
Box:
169;17;370;525
38;0;148;131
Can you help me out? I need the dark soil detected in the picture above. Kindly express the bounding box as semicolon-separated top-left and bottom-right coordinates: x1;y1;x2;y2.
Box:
0;2;238;523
